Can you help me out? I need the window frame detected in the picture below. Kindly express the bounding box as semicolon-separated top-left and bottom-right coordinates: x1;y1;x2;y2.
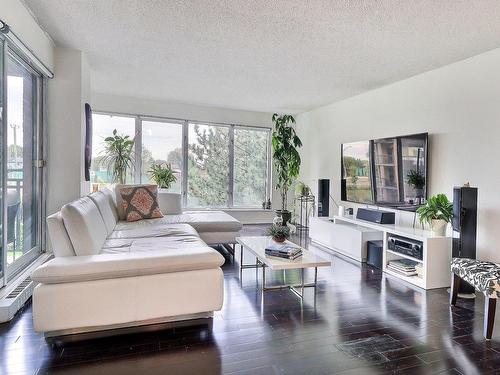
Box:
92;111;272;209
1;37;46;285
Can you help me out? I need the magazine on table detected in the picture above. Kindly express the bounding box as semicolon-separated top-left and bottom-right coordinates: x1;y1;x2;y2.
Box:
265;243;302;255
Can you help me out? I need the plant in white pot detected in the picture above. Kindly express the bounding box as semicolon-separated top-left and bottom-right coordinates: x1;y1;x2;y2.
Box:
148;163;177;191
416;194;453;235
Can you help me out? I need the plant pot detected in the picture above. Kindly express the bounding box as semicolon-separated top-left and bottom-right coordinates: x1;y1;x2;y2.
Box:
431;219;448;236
276;210;292;225
273;235;286;243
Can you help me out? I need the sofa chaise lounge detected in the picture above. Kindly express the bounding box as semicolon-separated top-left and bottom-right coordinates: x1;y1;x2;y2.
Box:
31;188;242;338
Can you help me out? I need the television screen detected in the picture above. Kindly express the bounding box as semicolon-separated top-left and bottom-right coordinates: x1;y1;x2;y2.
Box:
341;133;428;210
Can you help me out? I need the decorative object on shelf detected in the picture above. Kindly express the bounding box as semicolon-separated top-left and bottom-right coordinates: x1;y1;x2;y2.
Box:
271;113;302;225
148;163;177;190
338;205;345;216
407;169;425;203
102;129;135;184
267;224;290;243
416;193;453;235
346;208;354;215
262;201;266;209
295;181;310;197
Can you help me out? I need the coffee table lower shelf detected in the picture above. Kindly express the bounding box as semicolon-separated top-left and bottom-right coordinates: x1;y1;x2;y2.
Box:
239;246;319;299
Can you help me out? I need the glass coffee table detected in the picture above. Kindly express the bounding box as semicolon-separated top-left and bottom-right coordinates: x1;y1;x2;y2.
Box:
236;236;331;299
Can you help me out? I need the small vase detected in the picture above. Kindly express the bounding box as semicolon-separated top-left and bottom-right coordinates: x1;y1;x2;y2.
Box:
431;219;447;236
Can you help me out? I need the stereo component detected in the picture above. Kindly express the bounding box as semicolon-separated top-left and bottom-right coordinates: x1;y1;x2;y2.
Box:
356;207;395;224
388;235;424;261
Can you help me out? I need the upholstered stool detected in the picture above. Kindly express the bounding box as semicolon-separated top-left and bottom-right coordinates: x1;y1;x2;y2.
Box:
450;258;500;339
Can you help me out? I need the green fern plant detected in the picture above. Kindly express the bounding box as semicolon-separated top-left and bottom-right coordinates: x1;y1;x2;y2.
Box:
416;194;453;225
148;163;177;189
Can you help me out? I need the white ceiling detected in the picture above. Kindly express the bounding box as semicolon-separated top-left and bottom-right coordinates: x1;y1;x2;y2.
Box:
23;0;500;113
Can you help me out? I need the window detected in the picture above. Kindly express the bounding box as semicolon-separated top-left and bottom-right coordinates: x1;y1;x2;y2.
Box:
234;128;269;207
1;46;45;282
90;114;135;190
188;123;230;207
141;120;182;192
91;113;271;208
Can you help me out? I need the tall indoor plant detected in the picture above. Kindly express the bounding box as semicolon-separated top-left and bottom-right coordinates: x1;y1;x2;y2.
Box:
271;113;302;224
102;129;135;184
416;193;453;235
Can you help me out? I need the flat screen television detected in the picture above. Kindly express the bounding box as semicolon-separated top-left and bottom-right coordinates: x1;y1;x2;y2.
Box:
341;133;428;210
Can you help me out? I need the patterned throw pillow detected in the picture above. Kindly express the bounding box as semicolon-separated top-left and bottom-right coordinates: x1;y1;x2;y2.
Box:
119;185;164;222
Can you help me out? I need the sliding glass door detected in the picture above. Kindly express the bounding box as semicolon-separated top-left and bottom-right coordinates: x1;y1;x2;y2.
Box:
0;37;4;285
3;49;42;279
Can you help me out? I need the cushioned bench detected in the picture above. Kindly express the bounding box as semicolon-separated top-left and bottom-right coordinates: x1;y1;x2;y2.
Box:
450;257;500;339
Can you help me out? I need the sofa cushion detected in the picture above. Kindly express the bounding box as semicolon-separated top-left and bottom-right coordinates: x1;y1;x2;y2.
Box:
101;234;206;254
108;222;199;240
115;184;152;220
89;189;118;235
119;185;163;222
160;211;242;233
157;192;182;215
61;197;108;256
31;247;225;284
47;212;76;257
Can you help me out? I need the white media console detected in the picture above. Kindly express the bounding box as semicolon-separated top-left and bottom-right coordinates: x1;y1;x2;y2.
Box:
309;215;452;290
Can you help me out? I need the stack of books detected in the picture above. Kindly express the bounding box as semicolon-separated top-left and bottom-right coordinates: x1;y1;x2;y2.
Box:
265;243;302;260
387;259;419;277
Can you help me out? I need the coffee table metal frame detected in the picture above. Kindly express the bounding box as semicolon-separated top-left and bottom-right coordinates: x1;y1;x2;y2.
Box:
237;239;323;299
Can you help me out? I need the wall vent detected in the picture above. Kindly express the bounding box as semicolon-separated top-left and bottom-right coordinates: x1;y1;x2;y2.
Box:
6;277;32;299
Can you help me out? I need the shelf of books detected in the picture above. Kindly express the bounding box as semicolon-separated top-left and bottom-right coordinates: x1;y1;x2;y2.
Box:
384;243;425;289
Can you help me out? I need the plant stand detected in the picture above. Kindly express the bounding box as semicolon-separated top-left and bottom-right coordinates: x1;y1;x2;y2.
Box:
294;195;315;231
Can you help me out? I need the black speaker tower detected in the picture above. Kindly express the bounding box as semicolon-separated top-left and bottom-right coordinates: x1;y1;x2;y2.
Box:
318;179;330;217
452;186;478;294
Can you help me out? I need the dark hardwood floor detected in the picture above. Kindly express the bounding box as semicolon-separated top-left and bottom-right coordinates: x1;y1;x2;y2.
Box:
1;225;500;374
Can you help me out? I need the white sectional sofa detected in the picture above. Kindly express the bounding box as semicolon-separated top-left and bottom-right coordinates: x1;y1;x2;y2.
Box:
31;188;242;338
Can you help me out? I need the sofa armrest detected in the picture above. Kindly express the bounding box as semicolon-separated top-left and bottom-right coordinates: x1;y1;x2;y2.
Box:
31;247;224;284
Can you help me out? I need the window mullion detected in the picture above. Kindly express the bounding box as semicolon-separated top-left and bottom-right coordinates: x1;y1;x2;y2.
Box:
182;121;188;208
228;125;235;208
134;116;142;183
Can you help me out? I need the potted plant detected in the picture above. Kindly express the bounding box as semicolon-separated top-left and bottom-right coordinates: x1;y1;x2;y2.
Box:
407;169;425;200
267;224;291;243
102;129;135;184
148;163;177;191
272;113;302;225
416;193;453;235
295;181;310;197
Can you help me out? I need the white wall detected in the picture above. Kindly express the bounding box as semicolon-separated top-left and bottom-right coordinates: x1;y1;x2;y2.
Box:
92;93;273;128
296;47;500;262
2;0;54;71
47;47;90;215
